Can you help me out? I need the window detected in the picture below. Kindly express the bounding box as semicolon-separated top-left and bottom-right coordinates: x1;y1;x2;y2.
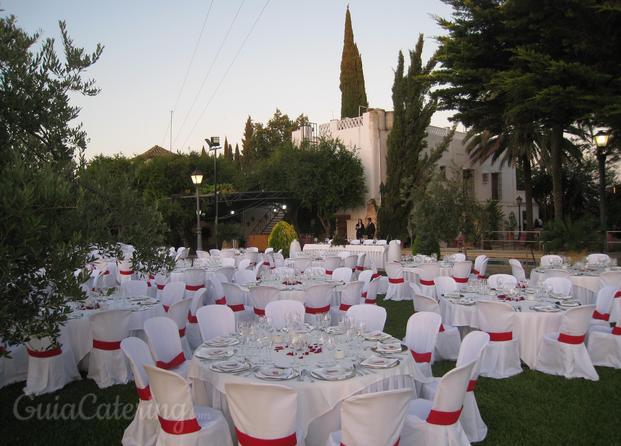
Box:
491;172;502;200
482;173;489;184
462;169;474;197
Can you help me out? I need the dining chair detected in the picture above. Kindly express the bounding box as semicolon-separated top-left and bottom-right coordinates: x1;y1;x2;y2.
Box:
411;291;461;361
346;304;387;333
161;281;186;312
196;305;236;342
144;317;189;378
248;286;281;317
331;267;353;283
473;255;488;279
404;311;441;378
165;298;193;359
265;300;305;331
24;335;81;395
385;261;410;301
186;288;207;350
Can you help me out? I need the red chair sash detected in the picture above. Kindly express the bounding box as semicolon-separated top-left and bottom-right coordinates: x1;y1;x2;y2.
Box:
215;297;227;305
388;277;404;284
467;379;477;392
361;291;367;298
558;333;585;344
27;346;62;358
426;407;463;425
188;312;198;323
410;350;432;363
101;270;110;275
305;304;330;314
453;276;468;283
339;303;352;311
92;339;121;350
178;327;186;337
615;290;621;298
136;385;152;401
487;331;513;342
364;299;376;304
119;270;133;276
341;440;399;446
156;351;186;370
371;273;381;279
158;416;201;435
263;261;271;266
439;323;445;332
419;279;434;286
254;307;266;316
472;269;480;275
185;284;203;291
157;284;166;290
592;310;610;321
325;270;333;275
356;266;364;271
162;304;170;312
612;326;621;335
229;304;245;312
235;429;297;446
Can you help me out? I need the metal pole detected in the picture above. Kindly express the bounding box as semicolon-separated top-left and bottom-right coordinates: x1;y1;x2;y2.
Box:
518;202;522;232
597;148;607;250
195;184;202;251
214;151;218;249
170;110;173;152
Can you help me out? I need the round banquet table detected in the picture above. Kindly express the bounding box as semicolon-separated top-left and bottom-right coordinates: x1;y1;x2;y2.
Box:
438;293;565;369
241;278;343;305
188;336;423;446
529;268;609;305
64;295;165;363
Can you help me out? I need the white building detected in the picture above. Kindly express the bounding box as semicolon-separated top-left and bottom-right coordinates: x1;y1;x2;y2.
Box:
291;108;533;240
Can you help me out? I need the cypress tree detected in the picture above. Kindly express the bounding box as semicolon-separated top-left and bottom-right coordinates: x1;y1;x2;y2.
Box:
241;116;254;167
234;143;240;165
339;6;368;119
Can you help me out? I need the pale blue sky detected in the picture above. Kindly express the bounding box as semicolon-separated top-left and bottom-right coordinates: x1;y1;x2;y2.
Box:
2;0;454;158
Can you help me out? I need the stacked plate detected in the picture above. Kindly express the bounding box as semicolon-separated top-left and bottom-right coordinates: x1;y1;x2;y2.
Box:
310;365;355;381
194;347;236;360
557;300;581;308
255;366;298;381
364;331;392;342
458;297;475;306
209;359;250;373
360;355;400;369
530;304;561;313
205;336;240;347
372;342;406;354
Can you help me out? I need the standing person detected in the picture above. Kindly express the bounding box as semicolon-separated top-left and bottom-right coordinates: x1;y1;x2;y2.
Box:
366;217;376;239
355;218;366;241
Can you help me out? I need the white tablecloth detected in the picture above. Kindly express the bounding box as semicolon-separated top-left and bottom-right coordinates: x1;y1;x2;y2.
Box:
402;264;453;283
529;269;604;305
188;341;419;446
302;244;388;269
439;295;564;368
243;278;343;305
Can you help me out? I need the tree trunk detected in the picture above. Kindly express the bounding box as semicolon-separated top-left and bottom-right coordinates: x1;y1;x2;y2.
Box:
550;125;564;221
521;153;534;230
317;214;331;238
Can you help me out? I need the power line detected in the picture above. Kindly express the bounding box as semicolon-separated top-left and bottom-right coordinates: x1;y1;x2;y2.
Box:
160;1;214;147
173;0;246;148
180;0;271;150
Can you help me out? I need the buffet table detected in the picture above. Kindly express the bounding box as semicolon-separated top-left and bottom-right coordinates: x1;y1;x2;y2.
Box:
301;244;388;269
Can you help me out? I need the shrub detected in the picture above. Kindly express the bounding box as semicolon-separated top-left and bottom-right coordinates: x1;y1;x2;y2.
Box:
268;221;298;257
541;218;600;253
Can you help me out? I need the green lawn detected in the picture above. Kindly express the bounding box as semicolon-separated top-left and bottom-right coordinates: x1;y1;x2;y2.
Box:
2;298;621;445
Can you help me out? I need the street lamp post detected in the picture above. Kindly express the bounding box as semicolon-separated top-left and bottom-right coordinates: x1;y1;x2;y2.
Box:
595;130;610;250
516;195;523;232
205;137;221;249
190;170;204;251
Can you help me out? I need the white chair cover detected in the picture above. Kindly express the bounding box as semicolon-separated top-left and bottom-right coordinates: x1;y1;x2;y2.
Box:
540;254;563;267
349;239;361;245
404;312;441;377
364;277;381;304
248;286;281;318
401;360;475;446
346;304;387;332
196;250;210;259
476;301;522;378
187;289;207;350
237;259;251;272
473;255;488;278
331;267;353;283
324;256;342;276
336;281;364;312
225;382;298;445
289;239;302;258
434;276;458;297
418;263;441;298
117;257;134;283
144;317;189;378
265;300;305;331
196;305;235;341
508;259;526;282
273;252;285;268
145;365;233;446
233;269;256;285
587;297;621;368
342;254;358;272
586;253;610;265
24;335;80;395
452;253;466;262
183;268;206;298
421;331;491;443
543;277;573;295
536;305;599;380
385;261;410;301
411;291;461;361
121;337;158;446
221;282;253;322
210;249;221;256
216;265;236;280
452;261;472;287
353;253;366;279
600;271;621;288
326;389;412;446
121;280;149;298
487;274;518;289
166;299;193;359
387;239;402;263
0;343;28;388
206;275;227;305
590;286;617;328
87;309;132;388
304;283;335;324
161;282;186;312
